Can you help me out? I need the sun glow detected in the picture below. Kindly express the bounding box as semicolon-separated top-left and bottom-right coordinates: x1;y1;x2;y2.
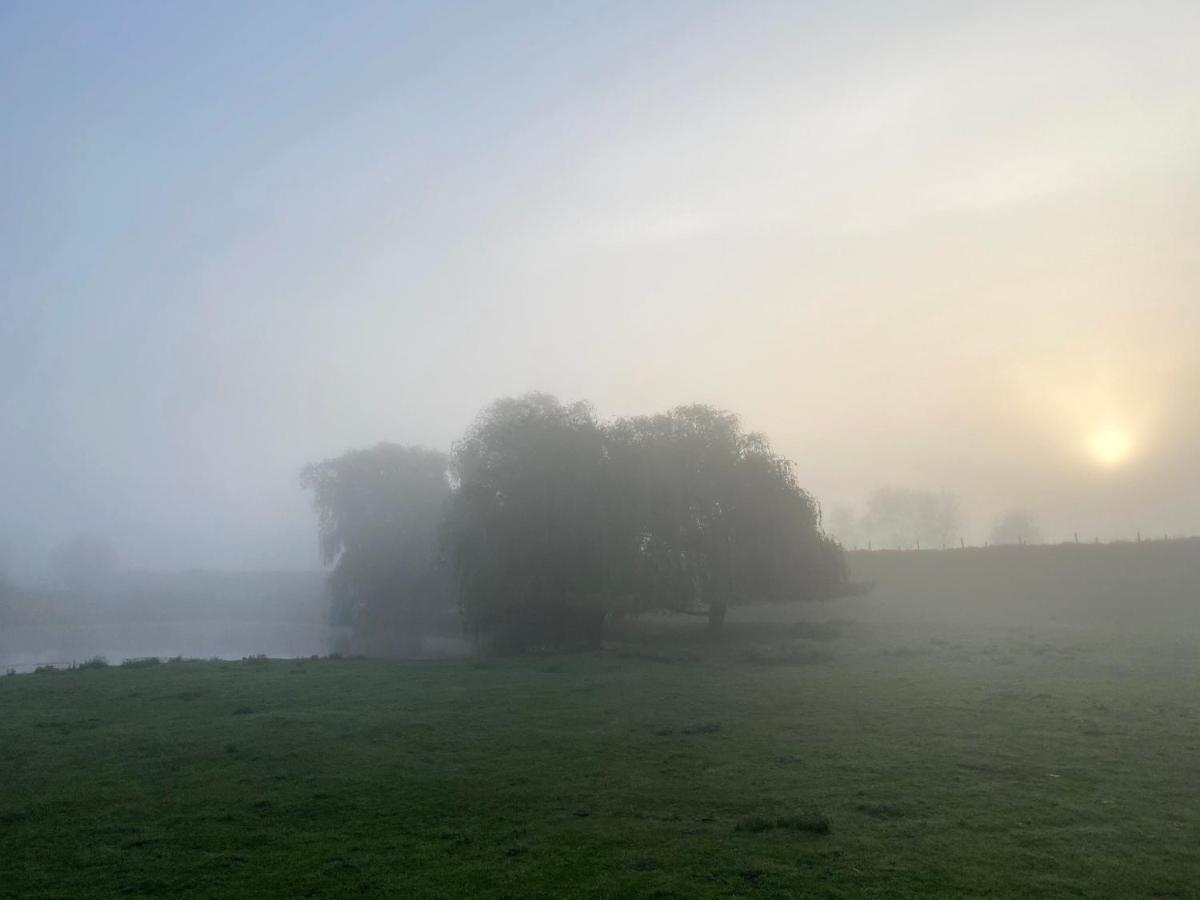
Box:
1087;426;1133;468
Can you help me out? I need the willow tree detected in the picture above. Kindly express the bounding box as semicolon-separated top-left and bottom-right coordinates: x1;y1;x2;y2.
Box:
300;443;450;656
444;393;628;651
609;405;845;631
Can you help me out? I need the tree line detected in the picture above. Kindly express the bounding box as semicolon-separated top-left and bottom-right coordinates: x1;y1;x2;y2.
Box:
301;393;847;654
827;489;1046;550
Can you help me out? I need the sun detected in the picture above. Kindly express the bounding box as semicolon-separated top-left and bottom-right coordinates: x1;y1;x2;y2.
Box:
1087;426;1132;468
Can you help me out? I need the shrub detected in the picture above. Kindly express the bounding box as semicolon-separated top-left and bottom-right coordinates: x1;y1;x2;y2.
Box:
78;656;109;669
120;657;161;668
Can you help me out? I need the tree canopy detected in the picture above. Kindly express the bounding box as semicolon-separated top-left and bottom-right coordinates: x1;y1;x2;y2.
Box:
444;394;616;650
300;443;450;655
608;406;844;630
304;394;847;652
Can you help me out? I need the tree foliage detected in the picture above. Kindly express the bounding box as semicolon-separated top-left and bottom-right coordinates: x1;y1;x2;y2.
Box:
304;394;847;653
443;395;845;649
609;406;844;629
444;394;615;651
300;444;450;655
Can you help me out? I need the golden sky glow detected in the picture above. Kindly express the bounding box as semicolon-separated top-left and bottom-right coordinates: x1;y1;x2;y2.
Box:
1087;427;1134;468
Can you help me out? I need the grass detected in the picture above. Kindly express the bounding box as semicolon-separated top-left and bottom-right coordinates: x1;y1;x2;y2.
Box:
3;545;1200;897
736;814;830;835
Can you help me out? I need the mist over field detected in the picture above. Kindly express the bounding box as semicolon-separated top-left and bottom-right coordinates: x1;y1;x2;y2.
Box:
3;3;1199;898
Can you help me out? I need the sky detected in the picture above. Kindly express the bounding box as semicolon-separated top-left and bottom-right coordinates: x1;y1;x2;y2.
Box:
2;1;1199;573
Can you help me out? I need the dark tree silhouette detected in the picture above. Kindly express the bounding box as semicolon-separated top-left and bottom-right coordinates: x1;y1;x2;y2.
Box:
301;443;450;656
309;395;847;653
444;394;615;651
610;405;845;631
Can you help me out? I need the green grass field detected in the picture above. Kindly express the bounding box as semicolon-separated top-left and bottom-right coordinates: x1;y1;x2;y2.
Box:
3;545;1199;898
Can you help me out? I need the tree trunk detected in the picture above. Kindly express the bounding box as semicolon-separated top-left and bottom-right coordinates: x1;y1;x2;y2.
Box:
707;601;727;635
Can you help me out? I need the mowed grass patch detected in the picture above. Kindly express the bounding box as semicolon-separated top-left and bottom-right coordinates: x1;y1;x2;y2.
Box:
2;630;1199;898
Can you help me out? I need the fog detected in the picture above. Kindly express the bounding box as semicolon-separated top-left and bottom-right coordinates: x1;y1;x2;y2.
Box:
4;4;1199;572
0;570;334;672
7;9;1200;896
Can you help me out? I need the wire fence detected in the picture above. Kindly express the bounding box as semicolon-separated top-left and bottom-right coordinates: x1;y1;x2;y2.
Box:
843;533;1199;552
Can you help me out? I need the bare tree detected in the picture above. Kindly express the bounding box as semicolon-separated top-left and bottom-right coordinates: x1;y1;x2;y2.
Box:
861;488;961;550
989;509;1043;546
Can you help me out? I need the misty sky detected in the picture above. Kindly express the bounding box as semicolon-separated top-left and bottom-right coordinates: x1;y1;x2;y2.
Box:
3;1;1199;572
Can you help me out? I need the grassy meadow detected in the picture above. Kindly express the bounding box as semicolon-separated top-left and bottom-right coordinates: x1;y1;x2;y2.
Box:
3;542;1199;898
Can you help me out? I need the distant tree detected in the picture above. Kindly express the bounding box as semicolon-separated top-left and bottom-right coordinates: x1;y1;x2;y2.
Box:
50;534;117;591
989;509;1043;546
301;444;450;656
444;394;615;651
826;505;859;548
608;405;846;631
861;487;961;550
